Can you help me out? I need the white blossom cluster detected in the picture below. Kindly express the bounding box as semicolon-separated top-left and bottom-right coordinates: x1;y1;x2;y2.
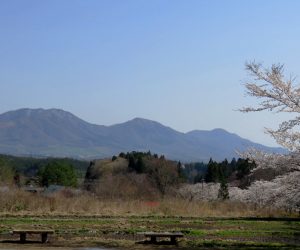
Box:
240;148;300;172
230;171;300;212
178;171;299;212
178;183;220;201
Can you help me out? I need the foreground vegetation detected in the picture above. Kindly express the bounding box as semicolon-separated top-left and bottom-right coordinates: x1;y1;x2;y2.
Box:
0;215;299;249
0;187;285;217
1;186;299;249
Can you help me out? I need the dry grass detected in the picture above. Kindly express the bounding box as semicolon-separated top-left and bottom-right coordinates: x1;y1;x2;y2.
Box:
0;187;290;217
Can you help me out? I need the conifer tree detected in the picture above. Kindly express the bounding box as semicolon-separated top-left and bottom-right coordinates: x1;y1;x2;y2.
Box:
218;177;229;200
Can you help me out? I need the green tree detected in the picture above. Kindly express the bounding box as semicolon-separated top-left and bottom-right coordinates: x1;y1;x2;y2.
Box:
218;177;229;200
205;158;219;182
128;154;136;171
119;152;126;158
218;159;228;180
38;160;77;187
236;158;255;180
134;156;145;173
194;173;204;184
177;161;186;181
0;158;15;184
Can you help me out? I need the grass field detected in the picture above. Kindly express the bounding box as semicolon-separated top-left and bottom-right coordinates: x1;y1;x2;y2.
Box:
0;215;299;249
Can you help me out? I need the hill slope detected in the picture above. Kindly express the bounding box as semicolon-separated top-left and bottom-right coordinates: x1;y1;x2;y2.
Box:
0;108;284;161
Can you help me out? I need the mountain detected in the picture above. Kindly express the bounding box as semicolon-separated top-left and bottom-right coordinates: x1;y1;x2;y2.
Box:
0;108;284;161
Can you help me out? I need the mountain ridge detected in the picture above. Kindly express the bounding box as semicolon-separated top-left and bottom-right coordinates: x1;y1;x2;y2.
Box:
0;108;284;161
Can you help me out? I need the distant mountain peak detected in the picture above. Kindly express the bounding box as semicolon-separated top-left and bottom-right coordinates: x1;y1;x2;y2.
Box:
3;108;83;121
0;108;284;161
4;108;70;115
211;128;228;133
126;117;162;125
113;117;166;128
129;117;155;123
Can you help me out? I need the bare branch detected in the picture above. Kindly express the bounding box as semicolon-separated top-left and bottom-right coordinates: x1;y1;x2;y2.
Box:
240;62;300;150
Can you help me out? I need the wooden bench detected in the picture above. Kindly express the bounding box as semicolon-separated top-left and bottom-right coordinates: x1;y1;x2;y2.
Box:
12;229;54;243
141;232;184;244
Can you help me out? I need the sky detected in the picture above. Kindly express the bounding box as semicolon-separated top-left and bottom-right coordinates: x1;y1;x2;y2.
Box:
1;0;300;147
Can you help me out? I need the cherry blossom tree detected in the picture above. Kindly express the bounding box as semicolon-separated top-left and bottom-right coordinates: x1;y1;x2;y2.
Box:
239;62;300;212
240;62;300;151
240;62;300;162
229;172;300;212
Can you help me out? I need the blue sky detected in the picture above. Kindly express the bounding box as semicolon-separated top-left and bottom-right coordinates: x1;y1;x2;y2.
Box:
1;0;300;147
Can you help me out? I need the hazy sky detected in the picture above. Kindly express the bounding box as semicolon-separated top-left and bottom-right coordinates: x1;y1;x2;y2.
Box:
1;0;300;147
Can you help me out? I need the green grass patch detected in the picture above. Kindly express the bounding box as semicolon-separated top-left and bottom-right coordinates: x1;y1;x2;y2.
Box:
214;229;270;237
211;219;300;232
186;239;300;249
191;219;204;224
182;229;207;236
156;219;181;224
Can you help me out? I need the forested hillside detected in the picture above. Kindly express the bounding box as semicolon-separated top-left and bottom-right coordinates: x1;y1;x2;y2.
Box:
0;154;89;185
